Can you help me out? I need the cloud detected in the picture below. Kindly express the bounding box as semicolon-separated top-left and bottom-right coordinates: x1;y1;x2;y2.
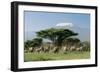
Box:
56;23;73;27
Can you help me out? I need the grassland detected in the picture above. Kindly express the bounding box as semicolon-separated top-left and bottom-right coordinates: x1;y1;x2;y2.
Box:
24;51;90;62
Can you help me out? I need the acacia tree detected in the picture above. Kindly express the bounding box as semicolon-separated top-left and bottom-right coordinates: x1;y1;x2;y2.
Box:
36;28;78;49
81;41;90;51
63;38;80;50
55;29;78;47
31;38;43;48
24;38;43;51
36;28;57;44
24;40;33;50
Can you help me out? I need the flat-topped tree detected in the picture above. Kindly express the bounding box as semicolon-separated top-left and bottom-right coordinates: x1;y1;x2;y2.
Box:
36;28;78;47
24;40;33;50
36;28;57;44
62;38;80;50
55;29;78;46
31;38;43;48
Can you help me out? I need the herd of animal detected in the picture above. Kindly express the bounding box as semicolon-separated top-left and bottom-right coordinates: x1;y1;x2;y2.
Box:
24;42;90;53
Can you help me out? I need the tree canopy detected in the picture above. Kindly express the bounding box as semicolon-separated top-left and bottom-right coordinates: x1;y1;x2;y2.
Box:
24;38;43;50
36;28;78;46
31;38;43;47
24;40;33;50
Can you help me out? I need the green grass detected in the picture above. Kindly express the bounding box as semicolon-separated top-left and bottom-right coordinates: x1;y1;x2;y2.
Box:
24;51;90;62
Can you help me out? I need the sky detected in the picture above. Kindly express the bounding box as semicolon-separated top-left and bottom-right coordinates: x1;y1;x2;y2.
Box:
24;11;90;42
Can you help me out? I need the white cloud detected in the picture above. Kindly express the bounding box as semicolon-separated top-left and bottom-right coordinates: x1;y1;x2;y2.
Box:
56;23;73;27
